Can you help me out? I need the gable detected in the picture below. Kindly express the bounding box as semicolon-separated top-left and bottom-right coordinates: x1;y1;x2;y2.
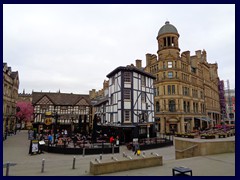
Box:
36;95;53;105
76;98;89;106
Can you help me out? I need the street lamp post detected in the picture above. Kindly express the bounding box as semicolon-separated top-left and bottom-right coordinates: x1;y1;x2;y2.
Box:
71;111;75;136
146;104;151;138
164;117;167;134
4;117;9;140
53;111;59;145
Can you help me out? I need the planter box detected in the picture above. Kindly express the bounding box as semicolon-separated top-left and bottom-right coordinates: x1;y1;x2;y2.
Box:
90;156;163;175
183;135;194;138
175;134;183;137
218;135;226;138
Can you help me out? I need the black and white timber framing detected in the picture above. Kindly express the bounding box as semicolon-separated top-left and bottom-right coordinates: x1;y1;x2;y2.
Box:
105;65;156;142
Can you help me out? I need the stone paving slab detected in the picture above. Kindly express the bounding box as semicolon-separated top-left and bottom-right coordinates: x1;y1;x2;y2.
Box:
3;130;235;176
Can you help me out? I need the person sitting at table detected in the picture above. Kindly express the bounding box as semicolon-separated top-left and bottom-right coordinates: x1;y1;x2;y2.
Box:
76;135;82;147
67;136;71;144
57;137;63;146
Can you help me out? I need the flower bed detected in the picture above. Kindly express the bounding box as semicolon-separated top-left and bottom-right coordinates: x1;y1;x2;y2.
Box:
175;133;194;138
175;133;184;137
183;134;195;139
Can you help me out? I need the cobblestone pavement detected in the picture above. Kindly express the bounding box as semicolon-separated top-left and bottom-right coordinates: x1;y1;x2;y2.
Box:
3;130;235;176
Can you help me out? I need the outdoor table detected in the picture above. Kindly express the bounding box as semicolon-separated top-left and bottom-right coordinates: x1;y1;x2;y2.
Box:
172;166;192;176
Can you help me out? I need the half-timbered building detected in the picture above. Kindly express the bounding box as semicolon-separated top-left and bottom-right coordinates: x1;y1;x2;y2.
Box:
32;92;91;136
105;64;156;143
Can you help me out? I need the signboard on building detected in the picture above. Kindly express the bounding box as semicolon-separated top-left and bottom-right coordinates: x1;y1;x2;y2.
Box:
45;118;53;125
45;112;52;116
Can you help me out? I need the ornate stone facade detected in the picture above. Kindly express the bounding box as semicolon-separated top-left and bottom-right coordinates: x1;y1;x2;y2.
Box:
3;63;19;137
144;21;221;133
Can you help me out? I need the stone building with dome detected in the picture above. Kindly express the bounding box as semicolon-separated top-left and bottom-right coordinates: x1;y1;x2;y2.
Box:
143;21;221;134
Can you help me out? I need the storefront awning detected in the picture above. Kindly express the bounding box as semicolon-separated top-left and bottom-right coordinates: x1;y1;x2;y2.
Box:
100;124;136;128
195;117;211;122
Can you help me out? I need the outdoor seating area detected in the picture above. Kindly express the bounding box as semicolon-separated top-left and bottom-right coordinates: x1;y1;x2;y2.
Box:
174;126;235;140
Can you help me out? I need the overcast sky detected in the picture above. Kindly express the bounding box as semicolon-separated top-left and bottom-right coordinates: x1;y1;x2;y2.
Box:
3;4;235;94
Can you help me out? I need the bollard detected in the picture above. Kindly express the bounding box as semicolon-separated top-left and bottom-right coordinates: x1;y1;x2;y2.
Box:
95;158;101;163
6;162;10;176
82;148;85;157
41;159;45;173
72;156;76;169
111;156;118;161
112;145;114;154
151;152;159;156
127;155;132;160
100;154;102;160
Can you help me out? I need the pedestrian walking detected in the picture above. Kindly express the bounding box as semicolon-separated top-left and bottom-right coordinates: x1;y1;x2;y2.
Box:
38;134;45;154
115;135;120;146
134;142;140;155
48;134;53;146
110;136;115;146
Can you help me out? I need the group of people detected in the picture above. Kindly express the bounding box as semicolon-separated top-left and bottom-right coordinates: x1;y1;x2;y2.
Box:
29;127;144;156
72;133;89;148
32;127;142;154
109;135;120;146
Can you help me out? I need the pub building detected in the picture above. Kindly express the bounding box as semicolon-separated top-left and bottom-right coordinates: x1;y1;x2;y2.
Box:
32;91;91;140
93;63;156;144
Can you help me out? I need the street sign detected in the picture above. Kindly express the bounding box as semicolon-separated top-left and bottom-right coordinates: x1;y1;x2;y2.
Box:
3;163;17;168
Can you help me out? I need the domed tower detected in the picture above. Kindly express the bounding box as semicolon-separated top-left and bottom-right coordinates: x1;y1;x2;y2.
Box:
157;21;180;58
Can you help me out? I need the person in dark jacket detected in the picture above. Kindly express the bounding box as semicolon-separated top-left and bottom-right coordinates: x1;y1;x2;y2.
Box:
73;135;78;148
134;143;140;155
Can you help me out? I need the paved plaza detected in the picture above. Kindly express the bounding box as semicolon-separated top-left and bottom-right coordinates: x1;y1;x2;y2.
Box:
3;130;235;176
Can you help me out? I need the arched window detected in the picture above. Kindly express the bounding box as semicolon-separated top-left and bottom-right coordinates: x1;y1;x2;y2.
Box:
169;100;176;112
156;101;160;112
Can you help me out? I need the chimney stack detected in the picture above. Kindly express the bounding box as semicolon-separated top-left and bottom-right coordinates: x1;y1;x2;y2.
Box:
135;59;142;69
